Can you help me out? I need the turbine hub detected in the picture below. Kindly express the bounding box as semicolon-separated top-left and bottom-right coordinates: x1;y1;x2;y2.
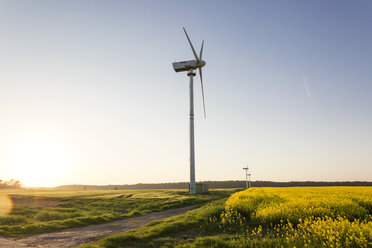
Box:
199;60;206;67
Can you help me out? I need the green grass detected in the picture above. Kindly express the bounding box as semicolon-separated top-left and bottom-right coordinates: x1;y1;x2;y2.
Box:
0;188;236;236
80;187;372;248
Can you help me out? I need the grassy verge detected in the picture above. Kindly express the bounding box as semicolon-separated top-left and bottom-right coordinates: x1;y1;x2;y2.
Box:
0;189;237;236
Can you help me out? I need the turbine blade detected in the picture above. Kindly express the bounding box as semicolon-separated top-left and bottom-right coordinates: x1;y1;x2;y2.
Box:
183;27;200;63
199;68;206;118
199;40;204;60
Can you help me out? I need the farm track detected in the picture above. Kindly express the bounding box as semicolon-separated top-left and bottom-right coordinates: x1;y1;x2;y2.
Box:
0;205;198;248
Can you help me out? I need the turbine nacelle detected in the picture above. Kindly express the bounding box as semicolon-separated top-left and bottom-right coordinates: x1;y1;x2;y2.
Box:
172;59;206;73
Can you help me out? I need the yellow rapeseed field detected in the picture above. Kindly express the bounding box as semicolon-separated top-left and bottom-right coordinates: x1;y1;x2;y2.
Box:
216;187;372;247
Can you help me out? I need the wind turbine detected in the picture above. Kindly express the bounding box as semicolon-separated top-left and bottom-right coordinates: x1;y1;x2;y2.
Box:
172;28;206;194
243;166;251;189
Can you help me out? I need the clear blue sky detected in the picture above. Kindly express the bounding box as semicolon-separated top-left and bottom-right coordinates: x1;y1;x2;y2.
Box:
0;0;371;186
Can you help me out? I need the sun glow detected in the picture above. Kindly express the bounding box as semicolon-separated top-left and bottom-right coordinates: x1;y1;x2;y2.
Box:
0;194;13;216
1;132;76;187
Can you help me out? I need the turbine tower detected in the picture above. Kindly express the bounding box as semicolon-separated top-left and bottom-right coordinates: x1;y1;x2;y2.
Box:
172;28;206;194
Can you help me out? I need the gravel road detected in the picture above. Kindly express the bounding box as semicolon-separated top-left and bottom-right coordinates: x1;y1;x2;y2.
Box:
0;205;197;248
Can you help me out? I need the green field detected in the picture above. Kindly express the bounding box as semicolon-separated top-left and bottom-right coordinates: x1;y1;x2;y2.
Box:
82;187;372;248
0;189;235;236
2;187;371;247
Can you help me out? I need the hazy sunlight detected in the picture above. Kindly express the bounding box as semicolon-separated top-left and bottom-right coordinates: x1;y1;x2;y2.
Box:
2;132;76;187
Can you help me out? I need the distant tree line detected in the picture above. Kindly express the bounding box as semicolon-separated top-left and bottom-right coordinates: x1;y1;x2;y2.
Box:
55;180;372;190
0;179;23;189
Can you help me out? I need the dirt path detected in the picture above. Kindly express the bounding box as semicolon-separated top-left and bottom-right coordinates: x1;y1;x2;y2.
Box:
0;205;198;248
